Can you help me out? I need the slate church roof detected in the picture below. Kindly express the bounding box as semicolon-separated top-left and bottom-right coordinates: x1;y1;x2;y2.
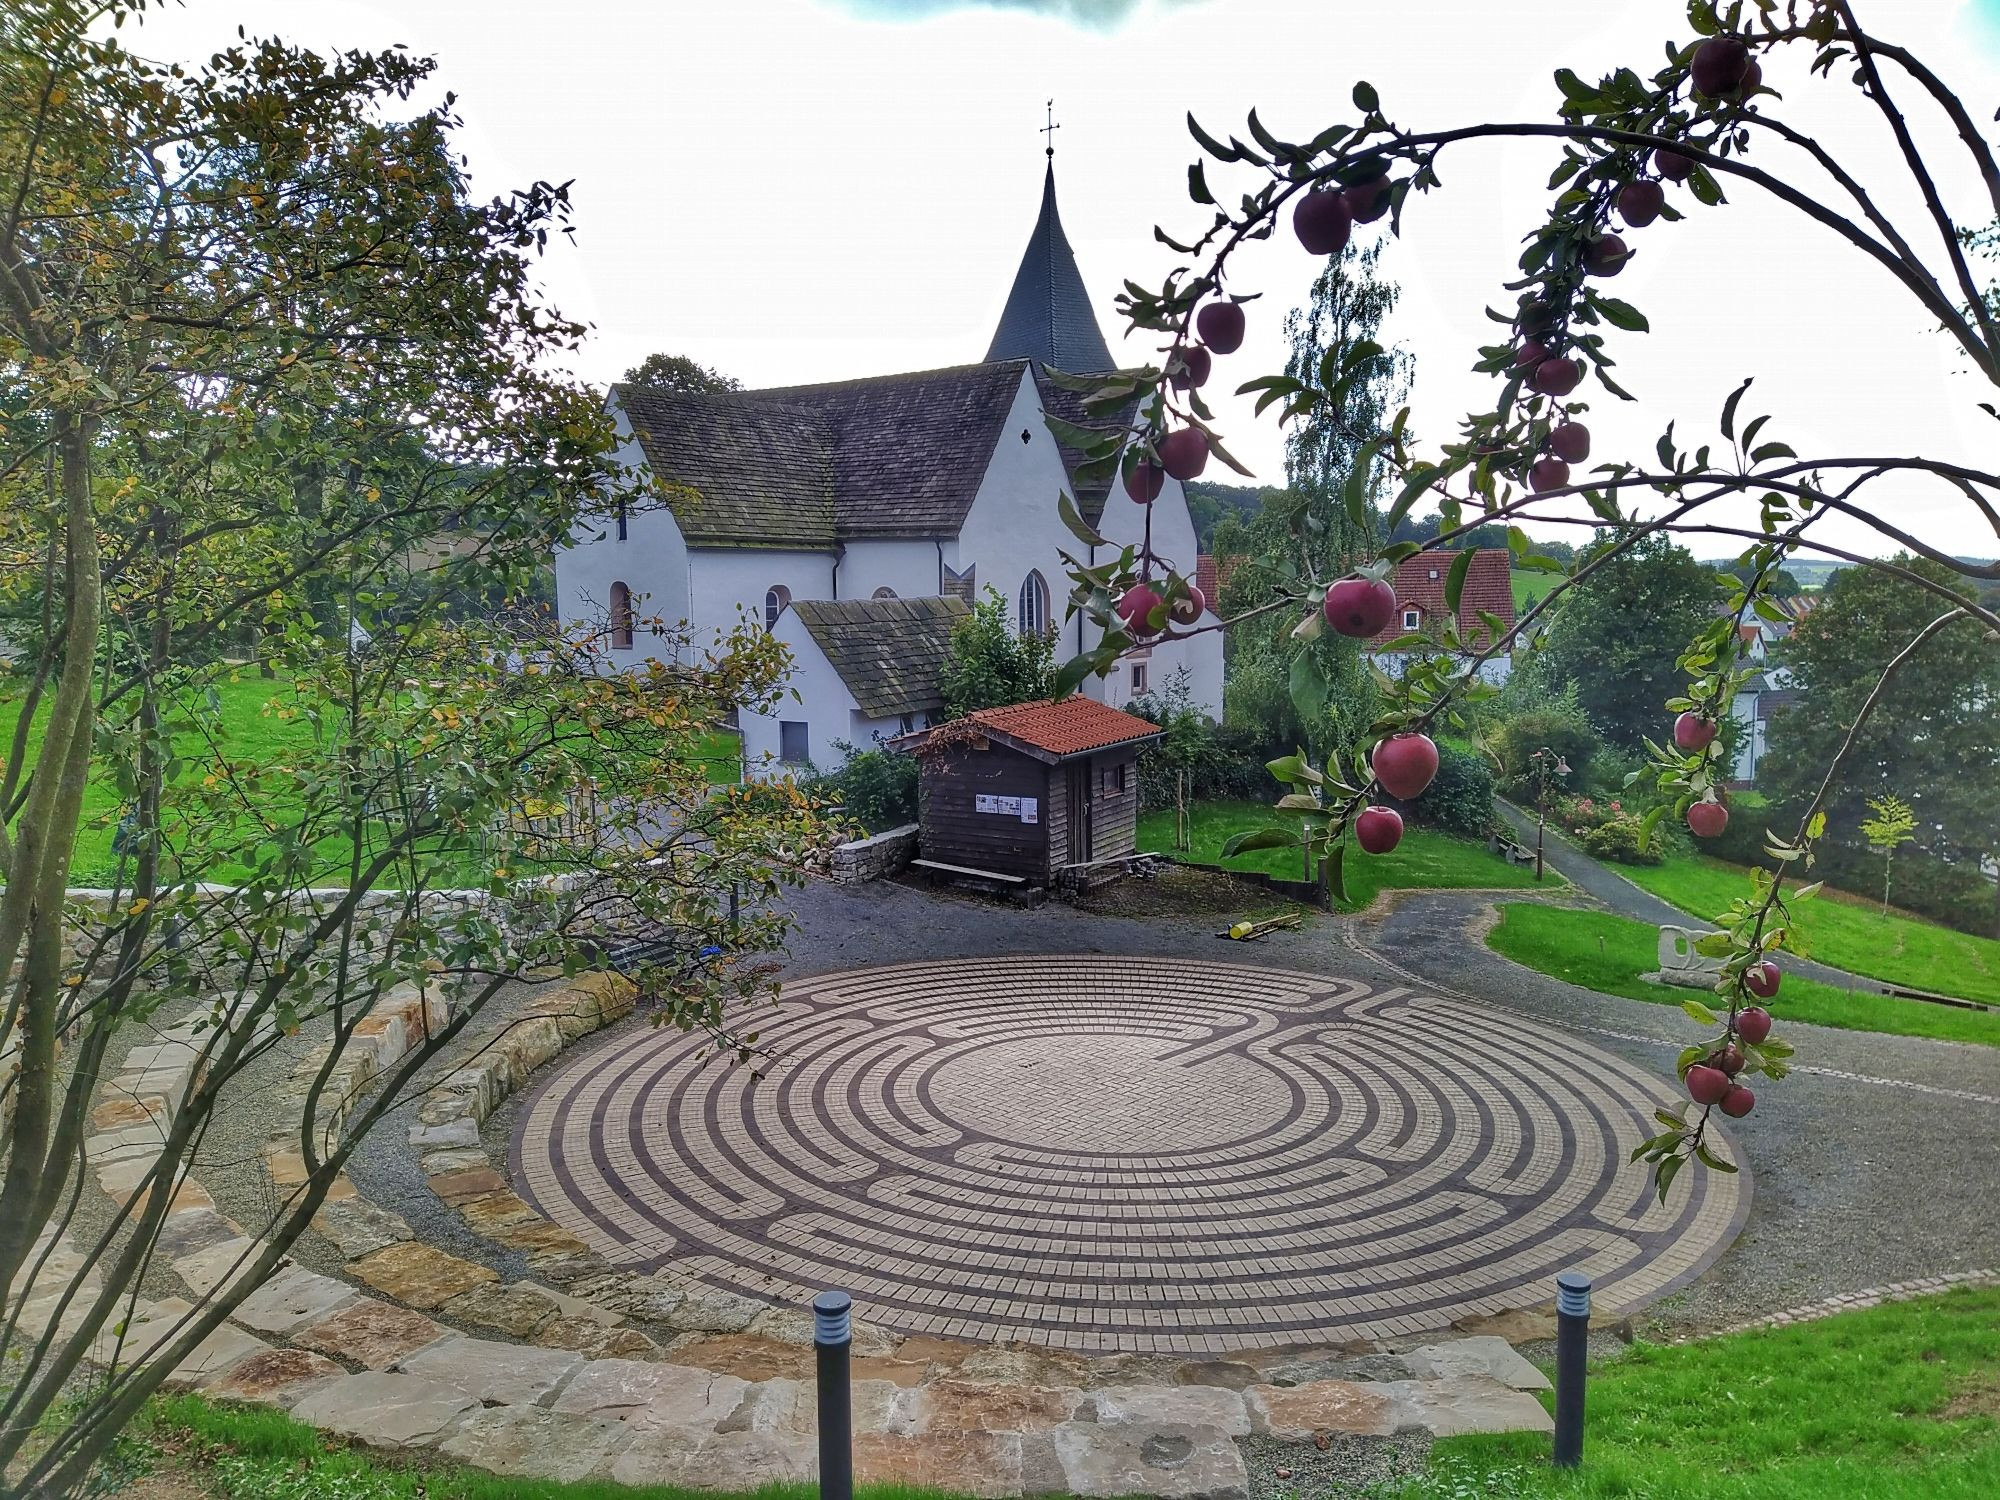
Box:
984;163;1114;373
789;595;968;718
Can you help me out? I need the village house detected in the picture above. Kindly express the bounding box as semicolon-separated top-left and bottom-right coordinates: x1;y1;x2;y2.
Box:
554;159;1223;774
1366;548;1519;686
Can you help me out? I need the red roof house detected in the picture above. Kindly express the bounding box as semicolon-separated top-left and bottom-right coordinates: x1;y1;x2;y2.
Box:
1368;549;1517;653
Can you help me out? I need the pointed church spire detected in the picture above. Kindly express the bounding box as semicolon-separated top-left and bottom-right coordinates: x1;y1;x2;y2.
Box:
984;111;1113;374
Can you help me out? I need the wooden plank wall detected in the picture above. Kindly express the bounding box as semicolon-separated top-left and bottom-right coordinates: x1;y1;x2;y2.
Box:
1087;749;1141;860
919;745;1056;880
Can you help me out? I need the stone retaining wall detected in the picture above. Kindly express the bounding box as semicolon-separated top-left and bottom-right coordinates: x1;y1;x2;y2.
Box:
829;824;919;884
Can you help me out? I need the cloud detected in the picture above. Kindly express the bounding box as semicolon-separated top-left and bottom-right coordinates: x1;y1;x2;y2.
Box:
827;0;1207;30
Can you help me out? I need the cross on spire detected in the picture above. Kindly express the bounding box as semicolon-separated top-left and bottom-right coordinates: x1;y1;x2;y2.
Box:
1042;98;1059;160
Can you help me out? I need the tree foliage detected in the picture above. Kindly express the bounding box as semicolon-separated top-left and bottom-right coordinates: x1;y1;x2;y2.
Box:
939;588;1055;717
620;352;742;395
0;7;824;1486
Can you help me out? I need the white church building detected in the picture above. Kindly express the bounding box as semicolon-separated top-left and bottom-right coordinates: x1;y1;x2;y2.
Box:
553;160;1223;776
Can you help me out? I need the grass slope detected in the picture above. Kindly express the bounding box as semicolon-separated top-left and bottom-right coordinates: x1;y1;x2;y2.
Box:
1138;798;1549;912
1512;568;1563;611
0;675;741;887
1487;903;2000;1047
1619;854;2000;1005
1393;1284;2000;1499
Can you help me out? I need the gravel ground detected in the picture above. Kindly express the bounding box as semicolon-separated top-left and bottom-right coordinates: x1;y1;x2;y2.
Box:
1243;1431;1434;1498
89;862;2000;1342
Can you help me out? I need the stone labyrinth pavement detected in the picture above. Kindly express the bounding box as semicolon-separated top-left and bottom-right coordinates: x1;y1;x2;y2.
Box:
513;956;1748;1353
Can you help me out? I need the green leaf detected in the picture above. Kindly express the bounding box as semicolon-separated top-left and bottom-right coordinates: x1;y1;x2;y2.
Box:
1325;840;1348;903
1276;792;1324;812
1693;933;1734;957
1695;1141;1737;1172
1188;161;1214;206
1057;491;1107;549
1344;438;1382;535
1592;295;1650;332
1052;650;1103;699
1352;80;1379;113
1444;548;1474;613
1681;998;1720;1025
1222;827;1301;858
1288;649;1331;730
1188;112;1239;162
1750;441;1796;463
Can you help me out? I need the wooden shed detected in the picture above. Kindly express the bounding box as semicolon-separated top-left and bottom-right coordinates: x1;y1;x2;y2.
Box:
904;698;1162;889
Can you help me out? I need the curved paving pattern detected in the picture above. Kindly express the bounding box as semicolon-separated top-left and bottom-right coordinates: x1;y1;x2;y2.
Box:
513;956;1747;1352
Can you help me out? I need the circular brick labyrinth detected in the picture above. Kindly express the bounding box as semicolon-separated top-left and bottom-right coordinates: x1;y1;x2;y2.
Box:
513;956;1747;1352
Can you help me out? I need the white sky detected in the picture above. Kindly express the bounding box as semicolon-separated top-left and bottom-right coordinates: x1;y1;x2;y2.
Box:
125;0;2000;560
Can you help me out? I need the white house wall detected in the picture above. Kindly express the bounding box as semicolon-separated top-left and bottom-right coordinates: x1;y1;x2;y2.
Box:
1088;463;1225;719
739;609;860;778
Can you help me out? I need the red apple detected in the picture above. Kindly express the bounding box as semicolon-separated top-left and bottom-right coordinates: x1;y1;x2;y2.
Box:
1516;298;1556;334
1583;234;1630;276
1692;36;1752;98
1293;187;1354;256
1548;422;1590;463
1158;426;1209;481
1710;1044;1745;1077
1673;712;1717;751
1618;180;1665;227
1373;733;1440;800
1343;177;1392;224
1655;148;1696;182
1116;583;1163;634
1533;357;1583;397
1169;345;1212;391
1513;339;1550;372
1123;458;1165;504
1529;457;1571;494
1686;1064;1730;1106
1719;1084;1756;1118
1196;301;1245;355
1687;799;1729;838
1744;961;1780;1000
1739;58;1763;95
1324;577;1397;637
1735;1006;1773;1045
1356;805;1404;855
1168;583;1206;626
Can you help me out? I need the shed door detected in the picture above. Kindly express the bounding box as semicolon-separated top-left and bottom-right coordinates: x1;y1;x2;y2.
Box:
1065;762;1092;865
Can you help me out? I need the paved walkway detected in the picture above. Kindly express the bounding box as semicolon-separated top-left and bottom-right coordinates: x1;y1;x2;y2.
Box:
512;955;1744;1352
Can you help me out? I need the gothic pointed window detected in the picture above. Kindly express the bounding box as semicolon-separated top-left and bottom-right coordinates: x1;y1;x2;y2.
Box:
610;582;634;651
1018;571;1049;639
765;585;791;631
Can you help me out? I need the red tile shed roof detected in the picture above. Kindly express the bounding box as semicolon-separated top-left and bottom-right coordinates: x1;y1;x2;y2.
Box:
1369;549;1517;650
965;698;1161;759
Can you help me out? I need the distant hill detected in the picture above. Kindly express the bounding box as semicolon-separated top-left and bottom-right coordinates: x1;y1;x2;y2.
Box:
1182;481;1279;550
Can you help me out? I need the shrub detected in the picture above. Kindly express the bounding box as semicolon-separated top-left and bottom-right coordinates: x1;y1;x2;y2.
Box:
1576;813;1665;865
1492;708;1602;787
807;744;918;833
1393;744;1494;839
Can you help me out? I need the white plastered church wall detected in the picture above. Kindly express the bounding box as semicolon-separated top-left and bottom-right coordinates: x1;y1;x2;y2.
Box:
838;539;953;600
739;609;858;778
1091;467;1225;718
687;548;831;647
553;408;693;669
956;369;1087;650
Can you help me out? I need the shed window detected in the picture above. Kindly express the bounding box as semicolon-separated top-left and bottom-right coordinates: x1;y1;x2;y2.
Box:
1103;763;1127;795
1018;570;1050;638
779;721;809;764
609;581;634;650
764;585;791;631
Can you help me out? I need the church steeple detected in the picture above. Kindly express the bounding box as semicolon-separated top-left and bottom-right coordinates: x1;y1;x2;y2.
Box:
984;120;1113;374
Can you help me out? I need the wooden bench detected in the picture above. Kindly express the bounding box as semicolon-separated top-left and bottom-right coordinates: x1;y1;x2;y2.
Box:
1489;833;1538;867
910;858;1026;886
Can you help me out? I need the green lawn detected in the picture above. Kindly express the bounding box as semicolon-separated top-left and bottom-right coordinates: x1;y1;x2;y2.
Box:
1619;853;2000;1006
1139;798;1551;911
1513;567;1564;610
1487;902;2000;1047
1392;1284;2000;1499
0;675;741;888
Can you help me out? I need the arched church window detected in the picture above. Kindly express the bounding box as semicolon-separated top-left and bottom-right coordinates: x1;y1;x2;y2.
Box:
764;585;791;631
872;586;898;600
609;582;634;651
1018;571;1049;639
